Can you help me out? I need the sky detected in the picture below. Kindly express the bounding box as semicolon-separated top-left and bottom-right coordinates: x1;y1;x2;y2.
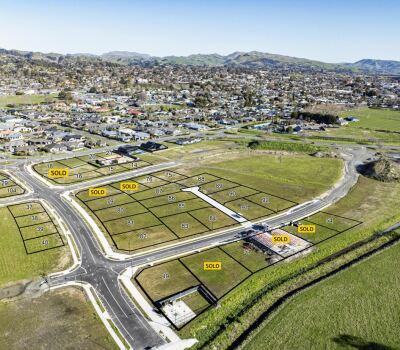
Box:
0;0;399;62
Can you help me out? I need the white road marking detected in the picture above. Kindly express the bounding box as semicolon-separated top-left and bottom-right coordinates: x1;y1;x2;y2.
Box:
102;276;129;318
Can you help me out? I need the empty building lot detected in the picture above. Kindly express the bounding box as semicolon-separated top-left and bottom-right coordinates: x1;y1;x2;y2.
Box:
33;151;164;185
134;209;360;328
0;201;70;286
0;172;25;198
76;170;297;253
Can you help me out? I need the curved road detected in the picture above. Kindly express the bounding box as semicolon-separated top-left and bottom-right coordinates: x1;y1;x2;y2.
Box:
3;146;372;349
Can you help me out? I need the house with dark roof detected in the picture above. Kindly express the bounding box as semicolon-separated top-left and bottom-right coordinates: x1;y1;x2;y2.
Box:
140;141;167;152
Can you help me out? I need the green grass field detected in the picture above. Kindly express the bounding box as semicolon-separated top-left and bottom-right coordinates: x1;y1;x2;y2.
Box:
306;108;400;145
160;213;209;237
95;202;148;221
340;108;400;132
104;212;161;235
178;175;400;349
0;205;70;287
181;248;252;298
149;198;210;217
33;151;165;185
0;173;25;198
209;186;258;204
189;207;237;230
15;211;51;227
0;287;118;350
199;179;238;195
248;140;327;153
243;240;400;350
182;154;343;203
77;153;343;253
179;291;210;314
112;225;177;251
225;199;273;220
131;183;183;201
0;94;56;108
140;191;196;208
282;223;338;243
20;222;58;240
220;241;274;272
136;260;199;301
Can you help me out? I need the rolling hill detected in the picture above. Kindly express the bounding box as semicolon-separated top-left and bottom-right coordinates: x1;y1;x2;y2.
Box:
0;47;399;74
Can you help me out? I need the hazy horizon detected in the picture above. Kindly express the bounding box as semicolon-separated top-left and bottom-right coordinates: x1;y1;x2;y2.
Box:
2;45;399;64
0;0;399;63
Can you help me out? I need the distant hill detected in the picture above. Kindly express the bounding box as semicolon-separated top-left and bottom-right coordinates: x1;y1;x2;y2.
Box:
346;59;400;75
1;47;399;74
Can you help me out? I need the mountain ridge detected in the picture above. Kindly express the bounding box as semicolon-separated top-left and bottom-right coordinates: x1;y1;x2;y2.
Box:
1;47;399;74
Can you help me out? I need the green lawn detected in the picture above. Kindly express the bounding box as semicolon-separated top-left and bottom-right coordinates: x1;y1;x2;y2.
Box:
245;192;296;212
15;211;51;227
94;202;147;222
182;154;343;203
152;170;188;182
304;212;360;232
243;239;400;350
104;212;161;235
220;241;274;272
149;198;210;218
225;198;274;220
180;291;210;314
160;213;209;237
307;108;400;145
199;179;238;195
0;206;70;287
209;186;258;204
131;175;168;188
112;225;177;251
340;108;400;132
24;233;64;254
136;260;199;301
20;222;58;240
177;173;220;188
189;207;237;230
181;248;252;298
248;140;327;153
85;193;134;211
282;223;338;244
0;173;24;198
0;185;25;198
140;191;196;208
131;183;183;201
8;202;45;217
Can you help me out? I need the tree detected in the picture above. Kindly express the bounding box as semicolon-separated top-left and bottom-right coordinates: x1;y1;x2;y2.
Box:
58;90;72;101
88;86;97;93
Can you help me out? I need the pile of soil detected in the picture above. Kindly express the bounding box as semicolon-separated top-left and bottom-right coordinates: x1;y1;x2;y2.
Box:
311;151;339;158
361;158;400;182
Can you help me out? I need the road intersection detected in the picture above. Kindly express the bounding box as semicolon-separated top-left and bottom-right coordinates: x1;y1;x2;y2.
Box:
0;145;372;350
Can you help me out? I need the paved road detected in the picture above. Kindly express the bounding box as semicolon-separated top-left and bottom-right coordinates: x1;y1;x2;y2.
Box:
4;145;372;349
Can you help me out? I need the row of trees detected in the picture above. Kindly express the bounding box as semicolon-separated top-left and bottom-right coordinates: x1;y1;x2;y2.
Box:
291;111;338;124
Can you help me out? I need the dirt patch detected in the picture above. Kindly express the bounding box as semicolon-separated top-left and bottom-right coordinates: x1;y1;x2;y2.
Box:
360;158;400;182
0;281;30;300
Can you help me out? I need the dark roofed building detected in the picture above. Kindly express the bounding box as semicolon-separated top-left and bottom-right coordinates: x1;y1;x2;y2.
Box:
140;141;167;152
